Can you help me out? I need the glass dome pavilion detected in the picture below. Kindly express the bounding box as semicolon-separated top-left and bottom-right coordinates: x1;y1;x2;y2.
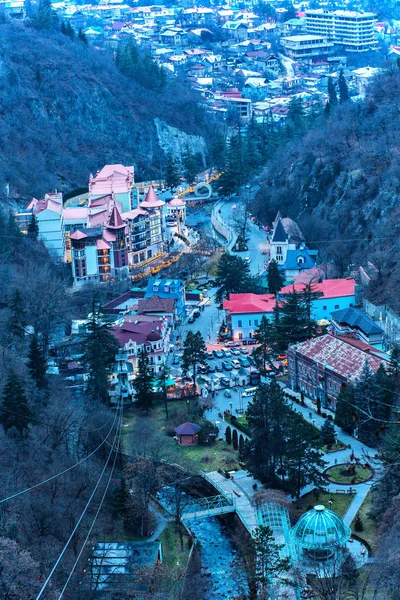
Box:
289;505;351;559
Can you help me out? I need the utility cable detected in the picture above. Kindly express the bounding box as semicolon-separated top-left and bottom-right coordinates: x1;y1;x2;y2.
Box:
0;408;119;505
57;419;122;599
36;407;122;600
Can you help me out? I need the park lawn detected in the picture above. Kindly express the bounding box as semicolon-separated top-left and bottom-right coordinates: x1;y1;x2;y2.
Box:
351;493;378;550
159;523;190;569
325;464;372;484
293;491;353;518
122;403;240;473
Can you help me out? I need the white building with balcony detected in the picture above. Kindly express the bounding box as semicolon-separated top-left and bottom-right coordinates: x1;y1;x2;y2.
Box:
305;10;377;53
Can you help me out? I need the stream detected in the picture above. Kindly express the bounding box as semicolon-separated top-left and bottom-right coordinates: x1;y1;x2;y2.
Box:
157;487;249;599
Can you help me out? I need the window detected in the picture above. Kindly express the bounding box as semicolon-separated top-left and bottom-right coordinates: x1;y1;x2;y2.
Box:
335;304;339;309
238;320;242;327
323;305;327;311
277;246;282;254
254;319;259;326
248;320;252;327
148;249;152;259
238;332;243;340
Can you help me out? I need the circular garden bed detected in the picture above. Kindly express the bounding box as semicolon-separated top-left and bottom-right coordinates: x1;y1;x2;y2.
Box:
324;463;373;485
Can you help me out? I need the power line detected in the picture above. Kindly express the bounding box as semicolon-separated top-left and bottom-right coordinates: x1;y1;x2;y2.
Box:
0;408;119;506
36;407;122;600
57;423;121;599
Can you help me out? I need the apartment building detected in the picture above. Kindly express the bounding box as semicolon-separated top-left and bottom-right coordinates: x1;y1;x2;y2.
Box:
281;35;334;60
305;10;377;52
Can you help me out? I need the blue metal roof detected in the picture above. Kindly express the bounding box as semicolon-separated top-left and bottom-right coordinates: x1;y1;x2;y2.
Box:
290;505;351;551
281;246;317;271
331;307;383;335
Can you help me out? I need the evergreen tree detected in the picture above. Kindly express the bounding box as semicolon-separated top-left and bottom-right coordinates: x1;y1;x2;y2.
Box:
356;361;379;445
388;344;400;386
287;96;305;132
215;253;261;303
267;259;284;296
211;134;227;172
338;69;350;103
238;433;244;457
182;148;198;185
225;425;232;445
354;513;364;532
82;303;120;403
253;525;291;597
334;385;356;433
164;154;180;190
274;288;315;351
320;418;335;448
66;21;75;39
134;350;154;415
328;76;338;107
27;336;48;391
0;371;33;435
253;315;277;375
8;289;26;340
232;428;238;450
181;331;207;400
27;214;39;240
33;0;58;29
78;28;88;44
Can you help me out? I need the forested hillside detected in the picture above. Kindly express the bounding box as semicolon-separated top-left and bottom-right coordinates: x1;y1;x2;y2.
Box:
253;67;400;305
0;21;215;201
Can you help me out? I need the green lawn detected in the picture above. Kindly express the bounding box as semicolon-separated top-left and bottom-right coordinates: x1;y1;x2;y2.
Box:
293;491;353;518
325;464;372;484
351;493;378;550
122;403;240;473
159;523;190;569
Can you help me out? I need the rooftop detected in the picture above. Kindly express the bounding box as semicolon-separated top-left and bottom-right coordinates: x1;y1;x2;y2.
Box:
290;505;351;551
223;293;276;315
279;279;356;300
291;334;384;380
331;307;383;335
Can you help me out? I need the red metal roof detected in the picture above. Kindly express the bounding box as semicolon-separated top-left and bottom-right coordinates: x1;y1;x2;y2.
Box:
280;279;356;300
175;422;201;435
223;293;276;314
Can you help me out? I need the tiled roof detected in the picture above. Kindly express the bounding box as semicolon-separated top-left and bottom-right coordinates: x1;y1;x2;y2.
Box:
223;293;276;314
175;422;201;435
107;205;125;229
137;296;175;314
331;307;383;335
292;334;384;380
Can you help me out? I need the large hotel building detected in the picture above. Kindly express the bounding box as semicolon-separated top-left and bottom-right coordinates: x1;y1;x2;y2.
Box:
305;10;377;52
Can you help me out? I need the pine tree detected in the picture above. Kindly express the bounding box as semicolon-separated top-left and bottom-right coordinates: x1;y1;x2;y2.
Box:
0;371;33;435
253;525;290;597
82;303;120;403
134;350;154;415
27;336;48;391
253;315;277;375
225;425;232;445
78;28;88;44
27;214;39;240
164;154;180;190
320;418;335;448
66;21;75;39
232;428;238;450
238;433;245;458
211;134;227;172
182;331;207;400
334;385;356;433
354;513;364;532
338;69;350;103
328;76;338;106
274;288;315;351
8;289;26;340
33;0;58;29
215;253;260;303
267;259;285;296
182;148;198;185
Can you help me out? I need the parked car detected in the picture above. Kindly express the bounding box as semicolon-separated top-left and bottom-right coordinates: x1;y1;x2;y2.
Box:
224;390;232;398
222;360;232;371
188;315;195;323
232;359;241;369
215;364;223;372
207;365;215;373
226;341;240;347
240;347;249;354
222;349;232;358
244;257;251;263
220;377;231;387
238;356;250;368
172;356;180;365
193;309;201;318
232;349;241;356
206;352;214;360
198;364;208;374
213;350;224;358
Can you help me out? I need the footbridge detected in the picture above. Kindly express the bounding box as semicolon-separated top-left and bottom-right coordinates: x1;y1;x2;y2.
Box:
181;493;236;520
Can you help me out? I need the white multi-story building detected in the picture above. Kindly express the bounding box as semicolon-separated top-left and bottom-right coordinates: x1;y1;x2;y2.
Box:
281;35;334;60
305;10;377;53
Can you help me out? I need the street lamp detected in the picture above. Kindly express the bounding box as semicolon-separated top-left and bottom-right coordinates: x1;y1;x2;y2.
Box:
329;498;333;510
334;431;338;447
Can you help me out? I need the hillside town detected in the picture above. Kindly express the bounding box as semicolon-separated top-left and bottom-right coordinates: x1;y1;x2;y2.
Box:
2;1;400;599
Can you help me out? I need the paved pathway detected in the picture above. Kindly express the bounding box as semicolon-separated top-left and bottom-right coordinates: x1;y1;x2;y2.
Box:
148;503;169;541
